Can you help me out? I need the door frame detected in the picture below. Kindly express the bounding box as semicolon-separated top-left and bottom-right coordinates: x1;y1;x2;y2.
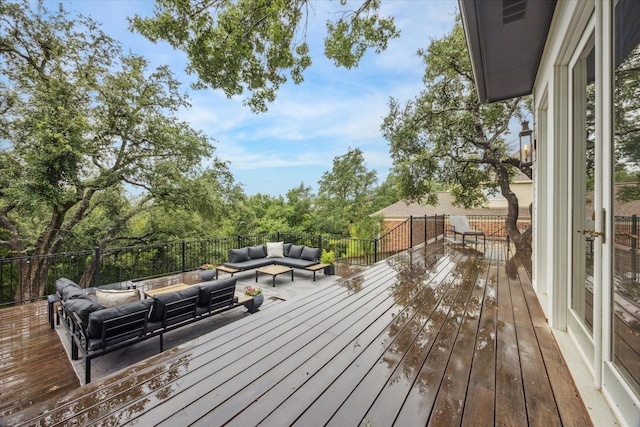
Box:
566;13;598;377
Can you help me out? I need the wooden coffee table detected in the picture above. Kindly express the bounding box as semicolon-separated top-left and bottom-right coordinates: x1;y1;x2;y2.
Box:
256;265;294;287
305;263;330;281
215;265;240;279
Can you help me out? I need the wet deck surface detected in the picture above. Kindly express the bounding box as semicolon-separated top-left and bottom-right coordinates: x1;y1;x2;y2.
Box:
0;298;80;418
1;241;592;426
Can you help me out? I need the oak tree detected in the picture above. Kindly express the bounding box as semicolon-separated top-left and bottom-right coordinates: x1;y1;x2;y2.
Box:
382;21;532;255
0;1;229;299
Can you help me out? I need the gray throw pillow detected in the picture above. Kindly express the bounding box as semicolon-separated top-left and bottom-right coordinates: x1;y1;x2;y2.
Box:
283;243;292;257
248;245;266;259
300;246;321;261
288;244;304;258
229;247;250;263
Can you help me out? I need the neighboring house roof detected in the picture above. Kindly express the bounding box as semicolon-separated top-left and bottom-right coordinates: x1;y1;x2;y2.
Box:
458;0;557;103
587;183;640;217
374;191;531;220
513;170;532;183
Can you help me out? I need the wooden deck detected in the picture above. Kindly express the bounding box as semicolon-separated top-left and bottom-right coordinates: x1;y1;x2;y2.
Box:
0;241;592;426
0;298;80;418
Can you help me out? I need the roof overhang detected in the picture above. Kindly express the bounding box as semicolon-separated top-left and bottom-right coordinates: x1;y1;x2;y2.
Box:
458;0;556;103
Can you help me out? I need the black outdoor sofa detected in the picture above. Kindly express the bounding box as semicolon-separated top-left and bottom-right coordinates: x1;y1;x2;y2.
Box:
223;242;321;271
55;277;249;383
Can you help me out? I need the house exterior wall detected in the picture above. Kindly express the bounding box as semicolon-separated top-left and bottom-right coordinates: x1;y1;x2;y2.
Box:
379;217;445;253
486;181;533;209
532;1;639;425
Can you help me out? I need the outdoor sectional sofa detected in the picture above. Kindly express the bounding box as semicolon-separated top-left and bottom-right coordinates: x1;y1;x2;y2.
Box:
55;276;247;383
223;242;321;272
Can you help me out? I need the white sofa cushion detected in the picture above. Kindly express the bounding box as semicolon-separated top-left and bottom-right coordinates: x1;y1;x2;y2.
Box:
266;241;284;258
95;288;140;308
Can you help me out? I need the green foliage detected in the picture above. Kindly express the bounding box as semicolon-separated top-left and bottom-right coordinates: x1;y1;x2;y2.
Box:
283;183;317;233
131;0;397;112
321;249;335;265
0;1;236;298
316;148;378;235
324;0;399;68
320;240;347;259
370;172;402;212
350;214;382;240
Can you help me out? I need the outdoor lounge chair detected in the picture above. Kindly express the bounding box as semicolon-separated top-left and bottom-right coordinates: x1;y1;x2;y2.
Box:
449;215;486;247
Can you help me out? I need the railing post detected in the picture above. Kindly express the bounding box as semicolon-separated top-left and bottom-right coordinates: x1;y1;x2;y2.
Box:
94;247;100;287
181;240;186;272
632;215;637;252
424;215;428;244
409;215;414;249
442;214;445;238
318;234;323;253
374;239;378;264
443;215;447;239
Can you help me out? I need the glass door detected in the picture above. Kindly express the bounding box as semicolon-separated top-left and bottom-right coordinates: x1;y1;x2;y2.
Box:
570;35;597;355
612;0;640;398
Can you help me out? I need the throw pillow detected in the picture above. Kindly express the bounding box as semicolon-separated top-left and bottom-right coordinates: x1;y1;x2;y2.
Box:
288;244;304;259
248;245;266;259
283;243;292;257
95;288;140;308
266;241;284;258
229;247;250;263
300;246;321;261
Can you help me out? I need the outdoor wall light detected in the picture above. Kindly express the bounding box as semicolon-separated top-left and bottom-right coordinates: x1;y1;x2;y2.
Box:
519;120;533;164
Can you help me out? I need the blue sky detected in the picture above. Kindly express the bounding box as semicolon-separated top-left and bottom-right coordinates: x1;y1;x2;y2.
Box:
54;0;461;196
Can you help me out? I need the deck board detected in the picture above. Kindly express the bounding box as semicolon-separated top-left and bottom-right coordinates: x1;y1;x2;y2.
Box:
519;258;594;427
461;243;498;426
0;241;594;426
212;266;412;426
495;245;528;427
510;257;562;426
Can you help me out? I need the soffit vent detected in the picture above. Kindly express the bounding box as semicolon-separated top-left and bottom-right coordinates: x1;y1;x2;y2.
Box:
502;0;527;25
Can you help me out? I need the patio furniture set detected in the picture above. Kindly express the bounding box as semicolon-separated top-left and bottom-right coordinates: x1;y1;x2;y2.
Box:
221;241;329;284
51;242;327;384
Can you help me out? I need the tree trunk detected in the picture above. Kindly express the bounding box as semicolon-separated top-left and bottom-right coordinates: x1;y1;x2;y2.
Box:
496;162;532;258
15;257;52;303
504;196;532;257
